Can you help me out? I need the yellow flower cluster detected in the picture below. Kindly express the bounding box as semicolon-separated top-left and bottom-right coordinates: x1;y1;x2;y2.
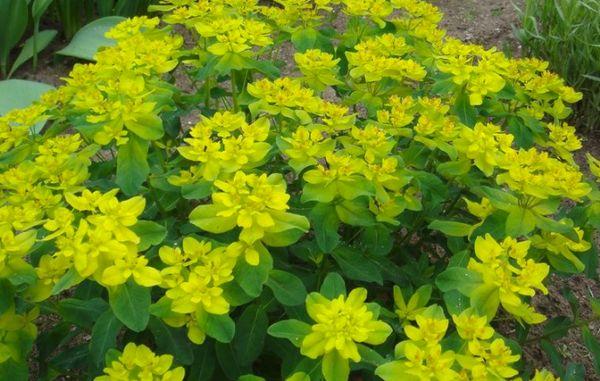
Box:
377;306;521;381
301;288;392;362
44;16;182;146
174;112;271;182
346;34;426;83
468;234;549;324
95;343;185;381
156;237;237;343
189;171;309;263
30;189;154;301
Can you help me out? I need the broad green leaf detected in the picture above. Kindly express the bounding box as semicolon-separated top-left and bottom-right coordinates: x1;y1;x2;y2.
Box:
202;313;235;343
148;317;194;365
428;220;473;237
0;79;53;117
267;319;311;347
359;225;393;256
116;135;150;196
125;113;164;141
58;298;108;329
322;351;349;381
436;267;482;295
188;342;216;380
109;280;151;332
266;270;308;306
234;304;268;365
453;89;477;126
335;199;375;227
131;220;167;251
470;284;500;320
0;359;28;381
9;30;57;77
89;310;123;368
181;180;213;200
291;28;317;52
357;344;385;366
319;272;346;299
234;245;272;297
56;16;126;60
332;246;383;285
310;203;340;253
505;206;536;237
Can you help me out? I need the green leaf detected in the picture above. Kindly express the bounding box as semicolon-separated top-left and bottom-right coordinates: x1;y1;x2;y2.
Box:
291;28;317;52
359;225;393;256
319;272;346;299
505;206;536;237
89;310;123;368
109;280;151;332
535;215;580;242
234;304;268;366
32;0;54;21
428;220;473;237
0;0;28;76
116;135;150;196
148;317;194;365
58;298;108;329
0;359;28;381
131;220;167;251
9;30;57;77
357;344;385;366
331;246;383;285
310;203;340;253
582;326;600;375
0;79;54;117
234;245;272;297
202;313;235;343
56;16;126;60
322;351;349;381
470;284;500;320
453;89;477;127
239;376;266;381
443;290;470;315
188;342;216;380
436;267;482;295
335;199;375;226
125;113;164;141
266;270;308;306
181;180;213;200
267;319;311;347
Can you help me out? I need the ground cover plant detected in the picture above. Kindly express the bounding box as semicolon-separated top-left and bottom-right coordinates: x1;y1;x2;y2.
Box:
0;0;599;379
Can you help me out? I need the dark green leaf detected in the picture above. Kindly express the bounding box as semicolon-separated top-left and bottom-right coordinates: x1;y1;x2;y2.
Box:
266;270;307;306
149;317;194;365
89;310;123;368
131;220;167;251
116;135;150;196
331;246;383;285
235;304;268;365
319;272;346;299
109;280;151;332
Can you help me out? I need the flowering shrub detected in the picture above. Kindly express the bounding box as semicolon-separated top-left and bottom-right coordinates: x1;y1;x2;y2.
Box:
1;0;599;380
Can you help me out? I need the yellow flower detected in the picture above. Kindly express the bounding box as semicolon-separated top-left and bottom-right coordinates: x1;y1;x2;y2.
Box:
301;288;392;362
531;369;561;381
451;308;494;341
454;122;506;176
468;234;549;324
295;49;342;91
95;343;185;381
100;244;162;287
190;171;309;248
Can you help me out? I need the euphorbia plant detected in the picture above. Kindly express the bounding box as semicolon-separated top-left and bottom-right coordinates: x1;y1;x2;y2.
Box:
0;0;599;380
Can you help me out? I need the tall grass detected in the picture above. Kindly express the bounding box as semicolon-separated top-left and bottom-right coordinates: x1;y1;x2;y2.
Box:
515;0;600;132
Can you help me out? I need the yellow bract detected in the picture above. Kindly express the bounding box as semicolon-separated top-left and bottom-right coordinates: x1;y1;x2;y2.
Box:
95;343;185;381
301;288;392;361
